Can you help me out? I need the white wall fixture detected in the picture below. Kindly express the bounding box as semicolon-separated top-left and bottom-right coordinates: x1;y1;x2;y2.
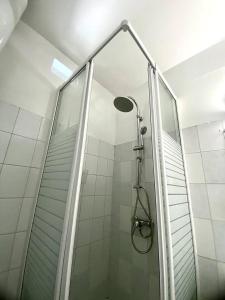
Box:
0;0;27;51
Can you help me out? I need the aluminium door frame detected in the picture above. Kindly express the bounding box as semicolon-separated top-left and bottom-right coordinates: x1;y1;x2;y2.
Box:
54;61;94;300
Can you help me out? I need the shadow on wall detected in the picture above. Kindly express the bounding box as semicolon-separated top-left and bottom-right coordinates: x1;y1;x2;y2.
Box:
0;291;16;300
209;295;225;300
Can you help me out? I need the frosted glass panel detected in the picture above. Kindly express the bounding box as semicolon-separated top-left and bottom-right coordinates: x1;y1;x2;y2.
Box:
21;69;86;300
159;80;197;300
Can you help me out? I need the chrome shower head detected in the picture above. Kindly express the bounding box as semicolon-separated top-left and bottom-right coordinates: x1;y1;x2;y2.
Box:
113;96;134;112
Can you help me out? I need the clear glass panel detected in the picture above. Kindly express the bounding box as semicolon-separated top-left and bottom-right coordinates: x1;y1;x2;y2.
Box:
69;32;160;300
158;77;180;144
21;68;87;300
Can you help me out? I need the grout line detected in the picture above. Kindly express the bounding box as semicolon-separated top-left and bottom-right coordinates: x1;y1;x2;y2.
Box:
198;255;225;265
0;266;21;275
0;162;41;170
0;128;47;143
0;230;27;236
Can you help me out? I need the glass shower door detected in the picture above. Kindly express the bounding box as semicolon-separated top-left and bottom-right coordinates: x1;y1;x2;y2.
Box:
152;70;197;300
21;63;93;300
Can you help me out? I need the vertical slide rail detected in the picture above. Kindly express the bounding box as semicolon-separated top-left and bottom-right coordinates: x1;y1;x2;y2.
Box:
154;69;176;300
54;61;94;300
148;65;169;300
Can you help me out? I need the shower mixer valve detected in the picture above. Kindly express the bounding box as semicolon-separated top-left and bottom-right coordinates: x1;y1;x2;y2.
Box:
132;216;153;239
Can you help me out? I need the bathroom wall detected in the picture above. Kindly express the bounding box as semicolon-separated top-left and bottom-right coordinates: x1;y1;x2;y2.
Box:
0;17;120;299
183;120;225;300
0;100;50;299
0;20;75;299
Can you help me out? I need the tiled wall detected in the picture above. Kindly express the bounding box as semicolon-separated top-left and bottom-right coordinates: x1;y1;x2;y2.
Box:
183;120;225;300
70;136;114;300
0;100;51;299
109;137;160;300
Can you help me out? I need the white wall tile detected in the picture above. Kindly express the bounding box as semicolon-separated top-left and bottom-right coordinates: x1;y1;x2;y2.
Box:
0;165;29;198
120;161;132;183
0;234;14;272
198;257;219;300
24;168;40;197
202;150;225;183
82;175;96;196
189;184;210;218
97;157;107;176
10;231;27;269
0;101;18;133
186;153;205;183
79;196;94;220
38;118;51;141
95;176;106;196
17;197;35;231
13;109;41;139
85;154;98;174
77;220;91;247
31;141;46;168
213;220;225;262
6;268;21;300
0;271;8;293
119;205;131;233
89;240;104;271
198;121;225;151
0;131;11;163
93;196;105;218
182;126;200;153
99;141;109;159
104;216;111;237
106;177;112;196
144;158;154;182
105;196;112;216
118;259;131;293
207;184;225;221
217;262;225;297
73;246;89;275
5;135;36;166
91;218;104;242
194;218;216;259
107;160;114;176
87;136;99;156
0;198;22;234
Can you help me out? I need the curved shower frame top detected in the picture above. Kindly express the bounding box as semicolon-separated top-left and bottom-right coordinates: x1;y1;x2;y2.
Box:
55;20;198;300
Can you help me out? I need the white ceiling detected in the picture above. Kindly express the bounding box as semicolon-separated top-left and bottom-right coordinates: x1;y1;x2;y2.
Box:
22;0;225;95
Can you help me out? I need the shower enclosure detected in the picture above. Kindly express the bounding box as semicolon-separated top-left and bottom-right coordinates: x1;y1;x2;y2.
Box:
21;21;197;300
